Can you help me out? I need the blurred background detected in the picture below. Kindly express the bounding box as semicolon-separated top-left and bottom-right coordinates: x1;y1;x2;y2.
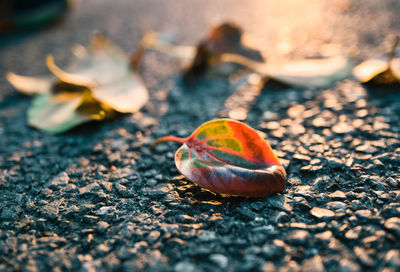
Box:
1;0;399;72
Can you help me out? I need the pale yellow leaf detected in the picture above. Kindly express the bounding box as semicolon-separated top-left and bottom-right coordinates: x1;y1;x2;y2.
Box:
46;34;149;113
28;92;105;134
353;57;400;84
142;31;196;61
222;54;352;88
92;73;149;113
266;56;352;88
46;55;96;87
6;72;53;95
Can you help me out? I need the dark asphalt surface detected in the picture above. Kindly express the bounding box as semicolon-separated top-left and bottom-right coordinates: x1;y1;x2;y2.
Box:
1;0;400;271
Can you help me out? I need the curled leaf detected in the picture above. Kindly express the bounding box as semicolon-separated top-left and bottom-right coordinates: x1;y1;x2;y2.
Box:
353;37;400;85
46;34;149;113
141;31;196;61
185;22;264;79
7;33;149;133
47;35;129;86
222;54;352;88
6;72;53;96
153;119;286;197
141;23;264;78
91;73;149;113
46;55;96;87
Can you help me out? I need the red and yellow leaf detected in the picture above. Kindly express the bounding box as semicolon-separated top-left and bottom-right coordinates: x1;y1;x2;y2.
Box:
153;119;286;197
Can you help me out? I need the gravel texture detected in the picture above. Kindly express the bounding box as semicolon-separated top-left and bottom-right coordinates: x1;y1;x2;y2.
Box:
1;0;400;271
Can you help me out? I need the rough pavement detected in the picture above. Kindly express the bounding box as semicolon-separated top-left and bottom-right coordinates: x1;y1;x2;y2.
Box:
1;0;400;271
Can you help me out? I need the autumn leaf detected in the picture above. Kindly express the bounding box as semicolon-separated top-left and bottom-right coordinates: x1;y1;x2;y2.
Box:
142;22;264;78
6;33;149;133
7;70;109;133
221;54;352;88
90;73;148;113
28;90;108;133
46;34;149;113
353;36;400;85
6;73;53;96
141;31;196;61
185;22;264;79
152;119;286;197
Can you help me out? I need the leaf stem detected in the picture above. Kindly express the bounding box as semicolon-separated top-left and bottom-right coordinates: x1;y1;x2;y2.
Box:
151;136;186;148
388;35;399;68
130;45;145;71
220;53;264;72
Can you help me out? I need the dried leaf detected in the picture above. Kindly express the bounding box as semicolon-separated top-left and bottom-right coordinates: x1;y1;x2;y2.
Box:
185;22;264;78
7;33;149;133
46;38;125;85
141;31;196;61
6;72;53;95
91;73;149;113
153;119;286;197
28;91;106;134
46;34;149;113
142;23;264;78
46;55;95;87
353;57;400;84
353;36;400;85
222;54;352;88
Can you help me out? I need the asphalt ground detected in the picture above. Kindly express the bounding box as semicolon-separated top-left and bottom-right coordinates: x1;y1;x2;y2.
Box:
0;0;400;271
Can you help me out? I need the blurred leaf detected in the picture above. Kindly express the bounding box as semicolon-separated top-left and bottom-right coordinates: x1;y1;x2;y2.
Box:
46;55;95;87
28;91;106;134
91;73;149;113
222;54;352;88
46;34;149;112
141;31;196;61
353;57;400;84
353;36;400;85
6;72;53;95
47;35;129;86
185;22;264;79
265;56;352;88
129;44;146;70
7;33;148;133
141;23;264;79
152;119;286;197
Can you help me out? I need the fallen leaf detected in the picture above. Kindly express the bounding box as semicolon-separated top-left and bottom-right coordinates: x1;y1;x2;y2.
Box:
6;72;53;95
222;54;352;88
353;37;400;85
46;55;95;87
46;34;149;113
28;91;107;134
141;31;196;61
46;56;149;113
185;22;264;79
152;119;286;197
7;33;149;133
91;73;149;113
141;22;264;78
47;35;129;86
353;57;398;84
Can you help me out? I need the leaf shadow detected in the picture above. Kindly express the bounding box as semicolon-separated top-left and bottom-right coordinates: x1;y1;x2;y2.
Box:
362;83;400;96
171;177;274;209
61;113;126;136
